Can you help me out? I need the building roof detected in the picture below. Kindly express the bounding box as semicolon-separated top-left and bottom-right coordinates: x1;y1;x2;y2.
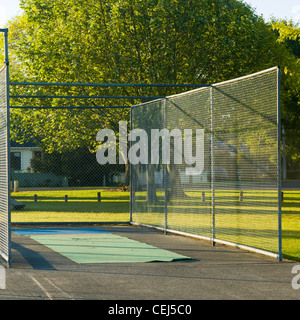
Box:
10;141;39;148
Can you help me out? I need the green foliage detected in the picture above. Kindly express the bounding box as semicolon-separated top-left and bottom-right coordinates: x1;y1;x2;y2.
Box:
16;0;285;84
272;21;300;45
2;0;299;165
271;20;300;171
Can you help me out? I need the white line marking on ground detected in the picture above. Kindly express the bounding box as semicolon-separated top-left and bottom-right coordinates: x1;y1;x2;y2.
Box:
45;277;74;300
29;275;53;300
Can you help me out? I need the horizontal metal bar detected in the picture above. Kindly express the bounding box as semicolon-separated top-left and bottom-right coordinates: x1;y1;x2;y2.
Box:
166;84;211;99
10;105;130;109
10;95;164;100
131;98;164;109
0;29;8;33
9;81;207;88
131;222;212;243
211;238;279;260
212;66;279;87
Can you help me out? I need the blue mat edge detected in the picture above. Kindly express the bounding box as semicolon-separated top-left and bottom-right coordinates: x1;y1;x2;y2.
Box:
12;228;111;236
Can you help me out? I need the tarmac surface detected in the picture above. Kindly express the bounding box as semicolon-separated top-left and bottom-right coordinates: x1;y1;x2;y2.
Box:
0;225;299;300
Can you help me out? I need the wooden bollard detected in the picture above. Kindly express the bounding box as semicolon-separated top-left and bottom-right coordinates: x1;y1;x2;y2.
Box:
97;192;101;203
239;191;244;202
34;194;37;202
65;195;68;203
14;181;19;193
201;191;205;202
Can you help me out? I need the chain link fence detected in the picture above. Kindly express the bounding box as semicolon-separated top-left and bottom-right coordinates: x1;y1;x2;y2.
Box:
9;81;202;225
0;63;10;265
131;67;282;260
10;107;131;224
8;67;281;260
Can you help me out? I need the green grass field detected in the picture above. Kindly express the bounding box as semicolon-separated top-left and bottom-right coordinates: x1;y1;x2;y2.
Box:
11;188;130;223
11;188;300;261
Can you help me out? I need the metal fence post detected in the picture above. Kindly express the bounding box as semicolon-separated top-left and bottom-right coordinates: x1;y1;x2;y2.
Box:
164;98;168;234
5;29;11;268
210;85;215;246
130;107;133;223
277;67;283;262
0;28;11;267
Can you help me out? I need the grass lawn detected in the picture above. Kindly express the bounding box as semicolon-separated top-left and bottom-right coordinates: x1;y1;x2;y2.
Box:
281;191;300;261
11;188;300;261
11;188;130;223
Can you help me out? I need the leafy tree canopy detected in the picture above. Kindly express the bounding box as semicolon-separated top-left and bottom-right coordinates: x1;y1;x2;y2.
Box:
0;0;299;162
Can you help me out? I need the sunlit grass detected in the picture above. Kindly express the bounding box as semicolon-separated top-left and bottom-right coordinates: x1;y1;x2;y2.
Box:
11;188;130;223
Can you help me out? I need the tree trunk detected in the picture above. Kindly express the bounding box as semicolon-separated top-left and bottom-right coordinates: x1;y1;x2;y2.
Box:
167;164;187;199
146;165;157;202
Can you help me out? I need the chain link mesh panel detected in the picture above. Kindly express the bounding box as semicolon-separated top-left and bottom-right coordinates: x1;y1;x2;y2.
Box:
10;107;131;224
165;89;212;237
212;68;279;254
0;65;10;264
131;68;280;258
130;100;166;228
9;79;203;225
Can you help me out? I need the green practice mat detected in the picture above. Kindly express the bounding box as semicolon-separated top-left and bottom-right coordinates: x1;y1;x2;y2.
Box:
30;233;191;264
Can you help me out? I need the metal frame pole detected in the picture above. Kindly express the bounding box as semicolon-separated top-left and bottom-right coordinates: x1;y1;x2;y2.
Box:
129;107;133;223
211;86;215;246
277;67;283;262
2;29;11;267
163;99;168;234
9;82;207;88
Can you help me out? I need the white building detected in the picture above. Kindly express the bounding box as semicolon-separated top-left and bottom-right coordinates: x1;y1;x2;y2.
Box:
10;142;40;173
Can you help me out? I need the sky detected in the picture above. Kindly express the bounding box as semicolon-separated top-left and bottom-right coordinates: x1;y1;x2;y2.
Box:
0;0;299;27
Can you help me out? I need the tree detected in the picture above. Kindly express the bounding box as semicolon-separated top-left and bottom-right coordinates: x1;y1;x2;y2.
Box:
3;0;300;190
272;20;300;176
8;0;292;149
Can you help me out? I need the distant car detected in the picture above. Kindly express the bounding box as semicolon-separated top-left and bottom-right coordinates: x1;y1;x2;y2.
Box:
204;167;229;182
